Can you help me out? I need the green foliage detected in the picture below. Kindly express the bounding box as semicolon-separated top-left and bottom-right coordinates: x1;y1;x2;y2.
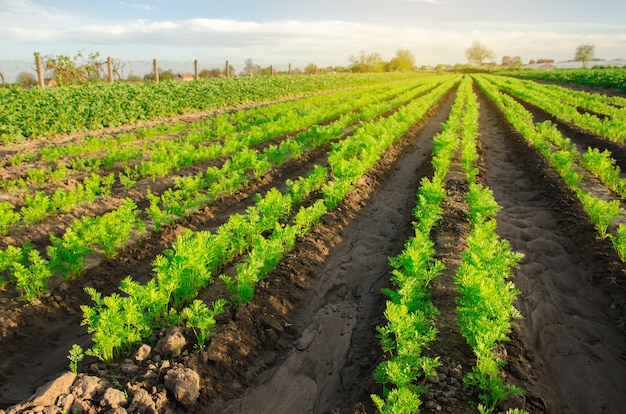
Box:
180;299;227;349
610;224;626;262
1;72;426;143
12;249;52;301
67;344;84;374
47;228;93;280
21;191;51;226
0;201;20;235
466;183;501;223
577;190;620;238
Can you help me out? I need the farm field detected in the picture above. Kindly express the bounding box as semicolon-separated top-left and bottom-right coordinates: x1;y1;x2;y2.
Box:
1;73;626;414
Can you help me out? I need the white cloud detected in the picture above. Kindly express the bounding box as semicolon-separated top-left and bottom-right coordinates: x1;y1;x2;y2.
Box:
0;1;624;66
118;2;154;11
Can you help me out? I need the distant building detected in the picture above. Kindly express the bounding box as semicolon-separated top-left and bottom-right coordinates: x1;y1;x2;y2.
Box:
524;59;626;70
175;73;195;81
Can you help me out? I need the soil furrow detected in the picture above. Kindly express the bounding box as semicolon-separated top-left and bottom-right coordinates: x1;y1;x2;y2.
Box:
201;87;457;414
476;88;626;413
0;143;330;407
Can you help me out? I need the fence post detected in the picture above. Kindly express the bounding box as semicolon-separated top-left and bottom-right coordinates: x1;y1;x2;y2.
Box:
288;63;292;75
107;56;113;83
194;59;199;80
225;60;230;78
35;53;45;88
153;59;159;83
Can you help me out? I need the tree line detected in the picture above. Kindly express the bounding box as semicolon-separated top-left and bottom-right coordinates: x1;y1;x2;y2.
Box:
4;43;600;88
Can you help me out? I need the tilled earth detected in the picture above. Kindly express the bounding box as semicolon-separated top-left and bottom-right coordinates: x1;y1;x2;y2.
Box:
1;81;626;414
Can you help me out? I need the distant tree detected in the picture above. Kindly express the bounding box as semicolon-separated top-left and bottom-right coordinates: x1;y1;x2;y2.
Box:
160;69;175;81
260;66;275;75
242;58;261;76
199;68;224;78
42;50;106;85
126;74;142;82
143;69;175;82
304;63;318;74
349;51;384;73
574;43;595;69
466;41;494;66
388;49;415;71
16;71;38;87
501;55;523;68
529;59;536;64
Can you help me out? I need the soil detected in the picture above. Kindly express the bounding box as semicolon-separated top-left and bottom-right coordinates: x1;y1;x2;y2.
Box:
1;79;626;414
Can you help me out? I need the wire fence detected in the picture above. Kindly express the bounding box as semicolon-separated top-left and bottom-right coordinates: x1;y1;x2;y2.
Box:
0;58;310;85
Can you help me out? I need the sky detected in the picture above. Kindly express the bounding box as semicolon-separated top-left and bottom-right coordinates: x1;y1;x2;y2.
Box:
1;0;625;73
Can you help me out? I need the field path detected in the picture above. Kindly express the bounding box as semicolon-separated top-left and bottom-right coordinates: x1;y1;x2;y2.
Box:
477;88;626;413
203;86;456;414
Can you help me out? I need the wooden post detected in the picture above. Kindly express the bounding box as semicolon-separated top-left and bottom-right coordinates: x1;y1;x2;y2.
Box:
35;53;45;88
225;60;230;78
270;65;274;75
153;59;159;83
107;56;113;83
288;63;292;75
194;59;199;80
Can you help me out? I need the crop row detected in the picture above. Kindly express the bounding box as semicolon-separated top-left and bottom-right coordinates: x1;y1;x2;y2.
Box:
76;75;461;364
483;74;626;142
501;68;626;92
0;77;442;236
372;76;526;414
475;75;626;261
3;79;409;170
0;75;456;299
0;72;430;143
0;76;457;299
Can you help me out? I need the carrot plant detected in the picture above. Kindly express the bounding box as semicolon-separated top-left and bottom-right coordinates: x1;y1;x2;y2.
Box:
455;79;527;413
180;298;227;349
0;201;20;235
47;228;93;280
372;76;467;414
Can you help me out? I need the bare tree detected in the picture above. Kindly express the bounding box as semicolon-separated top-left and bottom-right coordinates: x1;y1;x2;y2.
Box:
243;58;261;76
574;44;595;69
42;51;106;85
466;41;494;66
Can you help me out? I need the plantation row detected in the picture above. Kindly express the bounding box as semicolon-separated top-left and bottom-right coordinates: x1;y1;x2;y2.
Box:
0;78;437;234
0;72;425;143
0;75;457;300
372;76;525;414
77;75;459;365
501;67;626;92
475;74;626;262
484;74;626;142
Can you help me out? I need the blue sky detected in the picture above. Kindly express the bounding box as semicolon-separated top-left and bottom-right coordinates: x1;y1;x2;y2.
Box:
1;0;625;70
